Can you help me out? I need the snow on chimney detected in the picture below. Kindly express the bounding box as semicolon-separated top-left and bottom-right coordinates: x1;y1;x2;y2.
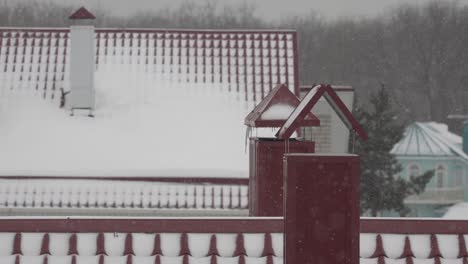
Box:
69;7;96;116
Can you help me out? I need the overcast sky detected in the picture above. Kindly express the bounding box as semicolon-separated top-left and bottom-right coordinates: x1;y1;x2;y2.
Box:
11;0;468;20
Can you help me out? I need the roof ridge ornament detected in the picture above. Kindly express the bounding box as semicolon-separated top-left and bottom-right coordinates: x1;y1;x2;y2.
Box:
69;6;96;20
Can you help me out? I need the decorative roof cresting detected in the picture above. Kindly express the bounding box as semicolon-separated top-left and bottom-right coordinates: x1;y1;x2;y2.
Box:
69;6;96;20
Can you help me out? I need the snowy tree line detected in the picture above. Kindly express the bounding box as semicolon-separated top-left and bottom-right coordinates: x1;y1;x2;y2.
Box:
1;0;467;125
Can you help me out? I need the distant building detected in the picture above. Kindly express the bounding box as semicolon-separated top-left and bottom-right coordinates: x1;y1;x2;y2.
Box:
391;122;468;217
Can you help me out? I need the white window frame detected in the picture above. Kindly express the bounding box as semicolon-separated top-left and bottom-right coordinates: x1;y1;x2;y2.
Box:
455;166;464;186
435;164;447;189
407;163;421;178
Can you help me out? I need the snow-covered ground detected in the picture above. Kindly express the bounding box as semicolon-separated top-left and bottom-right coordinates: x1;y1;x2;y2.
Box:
0;67;281;177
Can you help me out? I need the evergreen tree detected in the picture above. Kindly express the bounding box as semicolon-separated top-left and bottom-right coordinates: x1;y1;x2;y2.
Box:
352;86;433;217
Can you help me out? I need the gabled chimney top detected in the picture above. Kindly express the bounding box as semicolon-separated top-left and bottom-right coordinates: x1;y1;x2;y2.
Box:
69;7;96;20
276;84;368;140
244;84;320;128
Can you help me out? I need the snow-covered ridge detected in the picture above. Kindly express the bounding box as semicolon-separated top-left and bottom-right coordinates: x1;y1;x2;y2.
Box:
0;229;466;264
0;179;248;211
0;232;284;264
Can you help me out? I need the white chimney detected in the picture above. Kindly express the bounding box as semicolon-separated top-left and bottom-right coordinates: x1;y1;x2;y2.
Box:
68;7;96;116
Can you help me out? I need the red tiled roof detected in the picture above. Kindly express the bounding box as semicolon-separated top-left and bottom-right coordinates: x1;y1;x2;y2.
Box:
361;218;468;264
0;218;283;264
0;218;466;264
0;28;298;103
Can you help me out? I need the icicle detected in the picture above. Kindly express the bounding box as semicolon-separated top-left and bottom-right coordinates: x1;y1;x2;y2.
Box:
244;126;252;153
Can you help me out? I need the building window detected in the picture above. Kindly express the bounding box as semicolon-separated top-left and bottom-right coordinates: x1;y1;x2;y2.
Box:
408;163;421;178
455;167;464;186
436;164;447;188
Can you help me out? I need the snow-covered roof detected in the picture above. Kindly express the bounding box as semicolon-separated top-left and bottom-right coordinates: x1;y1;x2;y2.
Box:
0;218;467;264
0;178;248;215
443;202;468;219
0;27;298;177
0;217;283;264
0;28;297;101
0;232;284;264
0;228;283;264
391;122;468;160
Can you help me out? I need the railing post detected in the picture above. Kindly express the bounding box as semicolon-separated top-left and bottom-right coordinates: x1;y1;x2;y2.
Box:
283;154;360;264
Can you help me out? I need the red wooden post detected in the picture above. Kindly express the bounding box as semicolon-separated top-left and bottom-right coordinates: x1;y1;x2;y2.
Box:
249;138;314;216
283;154;360;264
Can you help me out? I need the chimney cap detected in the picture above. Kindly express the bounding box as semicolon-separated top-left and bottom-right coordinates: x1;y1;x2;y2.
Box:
276;84;368;140
69;6;96;20
244;84;320;128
